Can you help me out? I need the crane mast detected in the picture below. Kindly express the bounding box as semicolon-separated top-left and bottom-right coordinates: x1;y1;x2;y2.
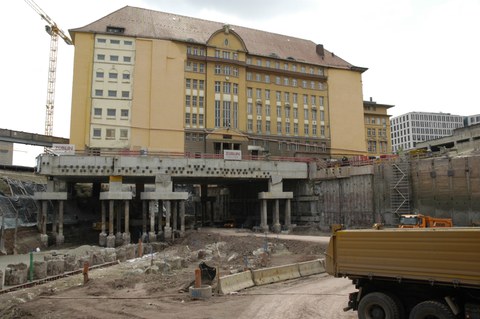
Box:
24;0;72;137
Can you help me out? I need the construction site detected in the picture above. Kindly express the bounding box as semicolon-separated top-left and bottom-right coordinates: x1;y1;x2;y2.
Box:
0;150;479;318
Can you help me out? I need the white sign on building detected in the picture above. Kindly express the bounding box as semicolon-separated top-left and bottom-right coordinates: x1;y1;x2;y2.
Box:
51;144;76;156
224;150;242;160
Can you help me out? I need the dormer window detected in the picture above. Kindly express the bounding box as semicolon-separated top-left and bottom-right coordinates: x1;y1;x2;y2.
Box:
106;26;125;34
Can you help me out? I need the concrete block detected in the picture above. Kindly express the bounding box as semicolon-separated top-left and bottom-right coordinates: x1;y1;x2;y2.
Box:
64;254;77;272
104;248;116;262
154;261;171;273
77;255;91;269
5;263;28;286
218;270;255;295
92;252;105;265
47;257;65;276
125;244;136;260
251;263;301;286
32;261;47;280
116;247;127;262
166;256;185;270
298;259;325;277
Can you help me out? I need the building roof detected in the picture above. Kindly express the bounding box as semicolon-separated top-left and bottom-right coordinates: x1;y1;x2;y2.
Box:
70;6;366;72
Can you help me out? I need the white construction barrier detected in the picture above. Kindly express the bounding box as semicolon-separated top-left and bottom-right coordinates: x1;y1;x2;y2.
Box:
251;263;301;286
218;270;255;295
298;259;325;277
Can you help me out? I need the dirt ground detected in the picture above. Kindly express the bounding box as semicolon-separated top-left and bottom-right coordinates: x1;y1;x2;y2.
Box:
0;228;358;319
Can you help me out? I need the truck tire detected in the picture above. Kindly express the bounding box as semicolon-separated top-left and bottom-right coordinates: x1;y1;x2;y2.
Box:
358;292;401;319
409;300;455;319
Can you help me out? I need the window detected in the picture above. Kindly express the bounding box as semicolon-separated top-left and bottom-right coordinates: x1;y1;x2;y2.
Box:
311;96;316;105
265;75;270;83
255;74;261;82
123;56;131;63
246;72;252;81
192;113;197;125
284;78;289;86
108;90;117;97
257;59;262;66
304;124;309;135
233;83;238;95
215;64;221;74
256;104;262;116
223;101;231;127
319;96;324;106
233;102;238;128
275;76;281;85
302;80;307;88
97;54;105;61
284;92;290;102
121;109;129;117
292;79;297;87
293;108;298;119
110;55;119;62
286;122;290;134
185;95;191;107
247;119;253;131
266;121;271;134
256;88;262;99
310;81;315;89
199;80;205;90
192;79;198;90
304;109;308;120
223;82;231;94
199;114;204;126
106;129;115;139
122;91;129;98
215;50;220;58
107;108;116;117
247;88;253;98
265;105;271;116
257;120;262;133
276;105;281;117
186;79;191;89
185;113;190;125
293;93;298;104
93;128;101;138
312;109;317;120
233;52;238;60
199;96;204;108
233;67;239;77
193;63;198;72
94;108;102;117
122;72;130;81
110;39;120;44
303;94;308;104
285;107;290;118
294;123;299;135
215;100;221;127
109;72;118;80
246;57;252;64
192;96;197;107
95;89;103;97
224;66;231;75
96;71;104;79
223;51;230;59
266;60;271;68
120;129;128;139
277;122;282;134
97;38;106;44
312;124;317;135
276;91;281;101
265;89;270;100
215;81;221;93
247;103;253;115
124;40;133;46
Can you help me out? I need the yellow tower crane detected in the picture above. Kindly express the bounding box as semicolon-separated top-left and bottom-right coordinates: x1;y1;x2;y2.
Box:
25;0;72;136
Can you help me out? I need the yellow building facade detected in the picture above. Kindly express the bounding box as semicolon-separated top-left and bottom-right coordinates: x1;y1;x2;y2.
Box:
69;6;367;158
363;99;393;157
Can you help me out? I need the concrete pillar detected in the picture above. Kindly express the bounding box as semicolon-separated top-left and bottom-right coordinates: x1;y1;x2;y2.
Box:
284;199;292;231
260;199;268;232
123;201;130;244
115;201;123;246
99;201;107;246
141;200;147;242
273;199;281;233
51;201;57;235
172;201;178;231
164;200;172;240
40;201;48;246
56;201;64;246
179;200;185;236
148;200;156;242
157;200;164;240
107;200;115;248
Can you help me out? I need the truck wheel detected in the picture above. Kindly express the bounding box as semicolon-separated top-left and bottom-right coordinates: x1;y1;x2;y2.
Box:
408;300;455;319
358;292;401;319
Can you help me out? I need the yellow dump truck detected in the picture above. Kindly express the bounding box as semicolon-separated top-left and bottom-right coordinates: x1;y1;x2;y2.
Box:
399;214;453;228
326;228;480;319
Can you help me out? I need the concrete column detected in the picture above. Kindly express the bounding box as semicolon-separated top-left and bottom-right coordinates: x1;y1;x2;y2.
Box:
164;200;172;240
56;201;64;246
141;200;147;242
260;199;268;232
284;199;292;231
123;201;130;244
40;201;48;246
273;199;281;233
148;200;156;242
179;200;185;236
99;201;107;246
107;200;115;248
51;201;57;235
157;200;164;240
115;201;123;246
172;201;178;232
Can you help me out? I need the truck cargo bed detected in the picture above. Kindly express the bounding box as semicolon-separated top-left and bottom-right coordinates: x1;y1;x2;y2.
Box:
326;227;480;288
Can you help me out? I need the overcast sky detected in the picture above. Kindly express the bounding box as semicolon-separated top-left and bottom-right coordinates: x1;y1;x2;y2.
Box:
2;0;479;165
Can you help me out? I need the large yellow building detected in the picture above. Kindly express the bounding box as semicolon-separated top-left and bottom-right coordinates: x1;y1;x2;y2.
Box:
69;6;367;159
363;98;393;157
